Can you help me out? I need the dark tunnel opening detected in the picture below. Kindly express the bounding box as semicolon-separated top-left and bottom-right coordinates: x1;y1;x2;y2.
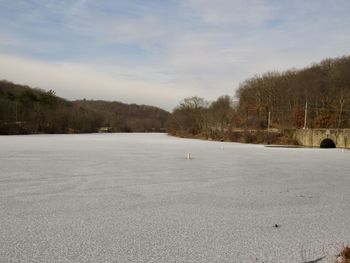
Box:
320;138;336;148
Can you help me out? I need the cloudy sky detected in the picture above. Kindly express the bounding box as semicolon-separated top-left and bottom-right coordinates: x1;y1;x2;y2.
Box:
0;0;349;110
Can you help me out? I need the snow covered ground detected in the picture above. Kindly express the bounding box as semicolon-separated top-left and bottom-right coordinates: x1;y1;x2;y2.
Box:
0;133;349;262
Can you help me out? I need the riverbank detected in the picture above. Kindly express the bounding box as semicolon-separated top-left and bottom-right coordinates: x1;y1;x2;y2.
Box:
169;129;299;146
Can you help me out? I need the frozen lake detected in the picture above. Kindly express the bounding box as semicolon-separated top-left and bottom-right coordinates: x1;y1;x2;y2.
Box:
0;133;349;262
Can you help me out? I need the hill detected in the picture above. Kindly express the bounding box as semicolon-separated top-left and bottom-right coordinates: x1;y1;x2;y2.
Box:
236;55;350;129
0;80;169;135
166;55;350;143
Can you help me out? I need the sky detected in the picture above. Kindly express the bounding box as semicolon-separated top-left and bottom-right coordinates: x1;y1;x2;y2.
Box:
0;0;350;111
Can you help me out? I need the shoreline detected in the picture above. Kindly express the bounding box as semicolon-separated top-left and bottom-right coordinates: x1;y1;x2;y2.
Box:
168;130;300;147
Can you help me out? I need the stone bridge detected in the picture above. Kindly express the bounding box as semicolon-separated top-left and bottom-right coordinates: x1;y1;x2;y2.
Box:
292;129;350;149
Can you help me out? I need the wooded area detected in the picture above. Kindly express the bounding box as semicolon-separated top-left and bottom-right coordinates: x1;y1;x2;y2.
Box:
0;81;169;135
166;55;350;143
1;55;349;138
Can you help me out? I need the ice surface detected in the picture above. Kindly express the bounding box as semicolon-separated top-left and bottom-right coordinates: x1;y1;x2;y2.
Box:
0;133;349;262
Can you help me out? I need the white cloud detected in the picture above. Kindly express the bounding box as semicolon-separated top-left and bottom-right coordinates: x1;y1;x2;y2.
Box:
183;0;276;26
0;1;350;111
0;35;18;46
0;54;192;111
104;16;169;47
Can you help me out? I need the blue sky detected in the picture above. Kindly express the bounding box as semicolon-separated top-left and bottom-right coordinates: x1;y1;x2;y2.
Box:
0;0;350;110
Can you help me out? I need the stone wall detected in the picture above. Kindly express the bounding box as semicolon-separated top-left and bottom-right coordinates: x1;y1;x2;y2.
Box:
292;129;350;148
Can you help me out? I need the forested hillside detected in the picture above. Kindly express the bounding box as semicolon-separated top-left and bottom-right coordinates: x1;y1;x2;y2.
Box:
166;55;350;143
237;55;350;129
2;55;349;138
75;100;169;132
0;81;169;134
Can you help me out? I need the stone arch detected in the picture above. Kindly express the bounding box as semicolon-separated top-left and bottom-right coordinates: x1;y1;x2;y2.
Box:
320;138;336;148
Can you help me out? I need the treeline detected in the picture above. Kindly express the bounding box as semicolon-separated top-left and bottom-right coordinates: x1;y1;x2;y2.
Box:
166;95;235;137
2;55;349;137
237;55;350;129
166;55;350;142
75;100;169;132
0;80;169;135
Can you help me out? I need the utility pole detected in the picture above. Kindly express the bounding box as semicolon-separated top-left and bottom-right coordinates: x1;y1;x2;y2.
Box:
15;102;18;123
267;111;271;131
303;102;308;129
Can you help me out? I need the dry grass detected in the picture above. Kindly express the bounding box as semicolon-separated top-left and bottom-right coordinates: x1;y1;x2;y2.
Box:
336;246;350;263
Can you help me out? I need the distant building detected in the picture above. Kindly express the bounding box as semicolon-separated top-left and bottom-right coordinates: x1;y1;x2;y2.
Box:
98;127;113;133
